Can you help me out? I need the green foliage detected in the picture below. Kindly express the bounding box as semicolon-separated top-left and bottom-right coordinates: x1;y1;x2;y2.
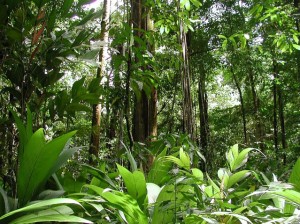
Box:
58;144;299;223
0;198;91;224
17;127;77;206
117;164;147;210
0;109;86;223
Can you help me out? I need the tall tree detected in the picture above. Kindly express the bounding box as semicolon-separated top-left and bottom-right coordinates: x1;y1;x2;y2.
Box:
89;0;111;164
131;0;157;143
178;3;194;139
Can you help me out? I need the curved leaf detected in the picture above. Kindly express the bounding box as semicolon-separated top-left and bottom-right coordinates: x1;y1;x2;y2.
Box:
0;198;83;222
17;129;76;206
117;164;147;210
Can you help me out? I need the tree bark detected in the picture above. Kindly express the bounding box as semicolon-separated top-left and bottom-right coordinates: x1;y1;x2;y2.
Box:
231;66;247;144
131;0;157;142
198;74;209;153
89;0;110;165
273;61;279;158
248;66;263;146
278;84;287;165
178;7;194;139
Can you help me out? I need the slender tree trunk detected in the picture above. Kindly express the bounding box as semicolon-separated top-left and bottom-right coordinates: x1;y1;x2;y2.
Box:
248;67;263;146
278;85;287;165
89;0;110;165
273;62;279;158
131;0;144;142
231;66;247;144
198;72;209;170
198;74;209;153
146;11;158;141
178;4;194;139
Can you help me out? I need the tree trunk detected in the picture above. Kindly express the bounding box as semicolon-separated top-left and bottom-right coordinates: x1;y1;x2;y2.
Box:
273;61;279;159
248;67;263;146
178;7;194;139
231;66;247;144
198;72;209;169
89;0;110;165
131;0;157;170
131;0;157;142
278;84;287;165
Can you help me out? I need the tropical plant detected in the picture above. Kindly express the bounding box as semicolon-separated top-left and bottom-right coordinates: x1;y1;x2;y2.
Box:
0;108;90;223
62;142;300;224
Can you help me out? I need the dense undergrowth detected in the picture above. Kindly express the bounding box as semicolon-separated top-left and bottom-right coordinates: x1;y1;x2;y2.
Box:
0;111;300;224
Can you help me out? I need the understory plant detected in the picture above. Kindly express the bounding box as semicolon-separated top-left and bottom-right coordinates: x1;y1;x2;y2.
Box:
69;141;300;223
0;109;91;223
1;115;300;224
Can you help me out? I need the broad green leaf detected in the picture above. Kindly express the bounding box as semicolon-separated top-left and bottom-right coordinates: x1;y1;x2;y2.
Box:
185;0;191;10
240;36;247;48
11;214;92;224
206;175;221;198
66;103;92;112
62;0;73;14
84;184;104;195
117;164;147;210
249;4;261;16
11;205;74;223
86;202;104;212
229;36;237;48
17;129;76;206
7;26;22;42
226;145;252;171
72;77;85;99
82;164;116;189
0;198;82;221
274;190;300;206
185;214;218;224
102;190;147;224
285;158;300;214
293;35;299;44
179;148;190;170
88;78;101;93
152;185;176;224
222;39;228;50
191;168;203;181
38;190;65;200
180;0;188;9
233;148;253;170
147;148;172;185
218;34;227;39
227;170;251;188
71;30;90;47
165;155;185;167
190;0;201;7
51;145;83;175
218;168;229;189
122;142;137;172
289;158;300;191
292;44;300;50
